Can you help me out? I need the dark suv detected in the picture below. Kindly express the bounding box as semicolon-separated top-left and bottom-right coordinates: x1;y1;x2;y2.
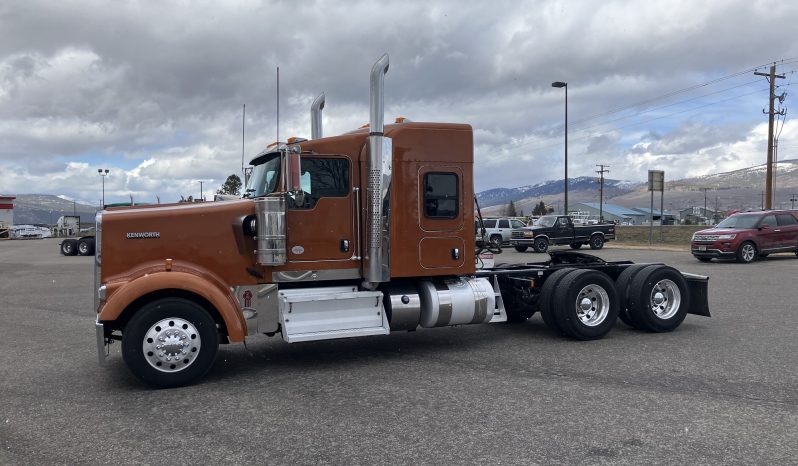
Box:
691;210;798;263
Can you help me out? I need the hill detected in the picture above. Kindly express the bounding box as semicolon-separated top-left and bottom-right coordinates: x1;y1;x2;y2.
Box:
7;194;98;225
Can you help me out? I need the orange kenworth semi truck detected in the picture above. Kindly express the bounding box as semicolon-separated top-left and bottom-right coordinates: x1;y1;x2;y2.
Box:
94;55;710;387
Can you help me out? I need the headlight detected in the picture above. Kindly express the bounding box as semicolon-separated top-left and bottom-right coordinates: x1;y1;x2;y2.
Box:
691;233;697;241
717;234;736;240
524;231;534;238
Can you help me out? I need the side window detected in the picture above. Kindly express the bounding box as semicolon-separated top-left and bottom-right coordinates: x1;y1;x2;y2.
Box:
777;214;797;226
511;219;524;228
760;215;777;227
424;172;459;219
498;219;510;228
289;158;349;209
483;219;497;228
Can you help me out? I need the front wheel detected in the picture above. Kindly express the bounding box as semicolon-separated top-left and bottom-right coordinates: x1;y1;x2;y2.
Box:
122;298;219;388
736;242;757;263
589;234;605;250
533;237;549;253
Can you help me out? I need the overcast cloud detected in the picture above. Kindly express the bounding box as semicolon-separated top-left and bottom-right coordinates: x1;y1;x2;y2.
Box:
1;0;797;205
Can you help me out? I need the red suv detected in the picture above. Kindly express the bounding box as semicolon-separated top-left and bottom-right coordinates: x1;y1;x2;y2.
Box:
691;210;798;263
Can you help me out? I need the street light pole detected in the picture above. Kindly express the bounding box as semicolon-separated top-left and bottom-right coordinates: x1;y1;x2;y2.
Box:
552;81;568;215
97;169;109;208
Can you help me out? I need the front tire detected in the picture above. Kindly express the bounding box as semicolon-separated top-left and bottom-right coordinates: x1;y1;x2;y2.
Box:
736;241;757;263
122;298;219;388
589;234;605;250
551;269;619;340
533;237;549;253
626;265;689;332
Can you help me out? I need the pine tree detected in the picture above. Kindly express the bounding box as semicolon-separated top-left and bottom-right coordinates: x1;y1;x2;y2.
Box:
217;174;242;196
506;200;517;217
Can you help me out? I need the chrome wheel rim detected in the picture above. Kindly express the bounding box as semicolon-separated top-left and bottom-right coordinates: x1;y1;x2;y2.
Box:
574;284;610;327
78;242;88;254
741;244;755;262
649;279;681;320
142;318;201;373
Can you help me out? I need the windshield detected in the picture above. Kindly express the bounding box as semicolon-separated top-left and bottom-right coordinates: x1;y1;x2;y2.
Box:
536;216;557;227
244;154;281;198
714;214;760;229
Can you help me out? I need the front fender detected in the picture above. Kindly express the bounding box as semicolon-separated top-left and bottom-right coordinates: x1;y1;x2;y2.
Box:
98;271;247;342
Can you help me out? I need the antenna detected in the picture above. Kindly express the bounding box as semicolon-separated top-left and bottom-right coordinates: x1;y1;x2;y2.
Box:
241;104;245;177
276;66;280;143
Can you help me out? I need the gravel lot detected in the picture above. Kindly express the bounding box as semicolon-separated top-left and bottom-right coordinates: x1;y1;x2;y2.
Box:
1;238;796;465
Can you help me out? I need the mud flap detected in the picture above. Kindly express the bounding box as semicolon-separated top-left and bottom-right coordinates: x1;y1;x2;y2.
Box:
682;272;711;317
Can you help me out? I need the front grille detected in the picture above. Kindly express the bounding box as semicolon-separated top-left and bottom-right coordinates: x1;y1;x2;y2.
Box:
694;235;719;242
511;231;525;239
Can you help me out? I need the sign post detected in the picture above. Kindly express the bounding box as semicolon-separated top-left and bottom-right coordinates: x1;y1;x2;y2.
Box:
648;170;664;244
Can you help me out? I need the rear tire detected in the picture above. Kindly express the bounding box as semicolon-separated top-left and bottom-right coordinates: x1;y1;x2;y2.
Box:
122;298;219;388
538;268;577;332
489;235;502;248
533;237;549;253
614;264;652;328
589;234;605;250
626;265;689;332
78;238;95;256
736;241;757;263
551;269;619;340
514;246;528;252
60;239;77;256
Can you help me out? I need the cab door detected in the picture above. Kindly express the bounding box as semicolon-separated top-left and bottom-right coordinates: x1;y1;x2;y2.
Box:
284;156;356;265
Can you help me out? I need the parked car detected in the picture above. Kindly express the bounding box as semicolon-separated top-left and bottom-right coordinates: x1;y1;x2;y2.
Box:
510;215;615;252
691;210;798;263
476;217;527;247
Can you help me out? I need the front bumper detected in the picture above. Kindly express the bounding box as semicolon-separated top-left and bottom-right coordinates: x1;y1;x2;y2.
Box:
691;242;738;259
510;239;535;246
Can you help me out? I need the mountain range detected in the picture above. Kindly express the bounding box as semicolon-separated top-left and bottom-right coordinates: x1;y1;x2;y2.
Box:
5;159;798;224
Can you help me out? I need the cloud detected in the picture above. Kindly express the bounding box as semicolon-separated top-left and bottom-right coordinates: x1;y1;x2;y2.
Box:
0;0;796;202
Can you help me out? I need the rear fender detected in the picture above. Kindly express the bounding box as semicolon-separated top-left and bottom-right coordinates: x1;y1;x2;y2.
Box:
682;272;711;317
98;271;247;342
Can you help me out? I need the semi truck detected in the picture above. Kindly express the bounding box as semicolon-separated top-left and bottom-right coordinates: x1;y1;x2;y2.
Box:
94;55;710;388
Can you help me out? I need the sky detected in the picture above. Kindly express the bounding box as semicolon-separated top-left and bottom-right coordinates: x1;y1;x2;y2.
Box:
1;0;797;206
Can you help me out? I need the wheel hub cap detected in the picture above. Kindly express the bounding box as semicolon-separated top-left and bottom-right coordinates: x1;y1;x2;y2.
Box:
143;318;201;373
649;279;681;320
574;285;610;327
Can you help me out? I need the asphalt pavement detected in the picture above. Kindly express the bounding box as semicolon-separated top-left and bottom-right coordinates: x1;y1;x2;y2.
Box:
1;239;796;465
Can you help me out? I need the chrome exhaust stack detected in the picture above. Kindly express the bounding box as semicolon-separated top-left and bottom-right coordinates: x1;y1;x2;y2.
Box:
310;93;325;139
364;53;391;287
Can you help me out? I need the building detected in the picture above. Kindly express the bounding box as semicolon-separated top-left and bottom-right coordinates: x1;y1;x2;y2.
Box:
570;202;648;225
0;195;15;227
679;206;720;225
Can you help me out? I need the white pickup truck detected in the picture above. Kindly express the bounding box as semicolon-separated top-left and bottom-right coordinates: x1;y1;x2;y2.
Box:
476;217;527;248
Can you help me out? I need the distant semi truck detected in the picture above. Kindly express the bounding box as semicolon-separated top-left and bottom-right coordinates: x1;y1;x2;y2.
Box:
57;215;95;256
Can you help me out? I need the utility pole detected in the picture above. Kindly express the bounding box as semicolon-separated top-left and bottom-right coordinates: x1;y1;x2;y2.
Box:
790;194;797;210
761;191;765;210
200;181;204;202
699;187;710;224
754;65;786;209
596;164;609;222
